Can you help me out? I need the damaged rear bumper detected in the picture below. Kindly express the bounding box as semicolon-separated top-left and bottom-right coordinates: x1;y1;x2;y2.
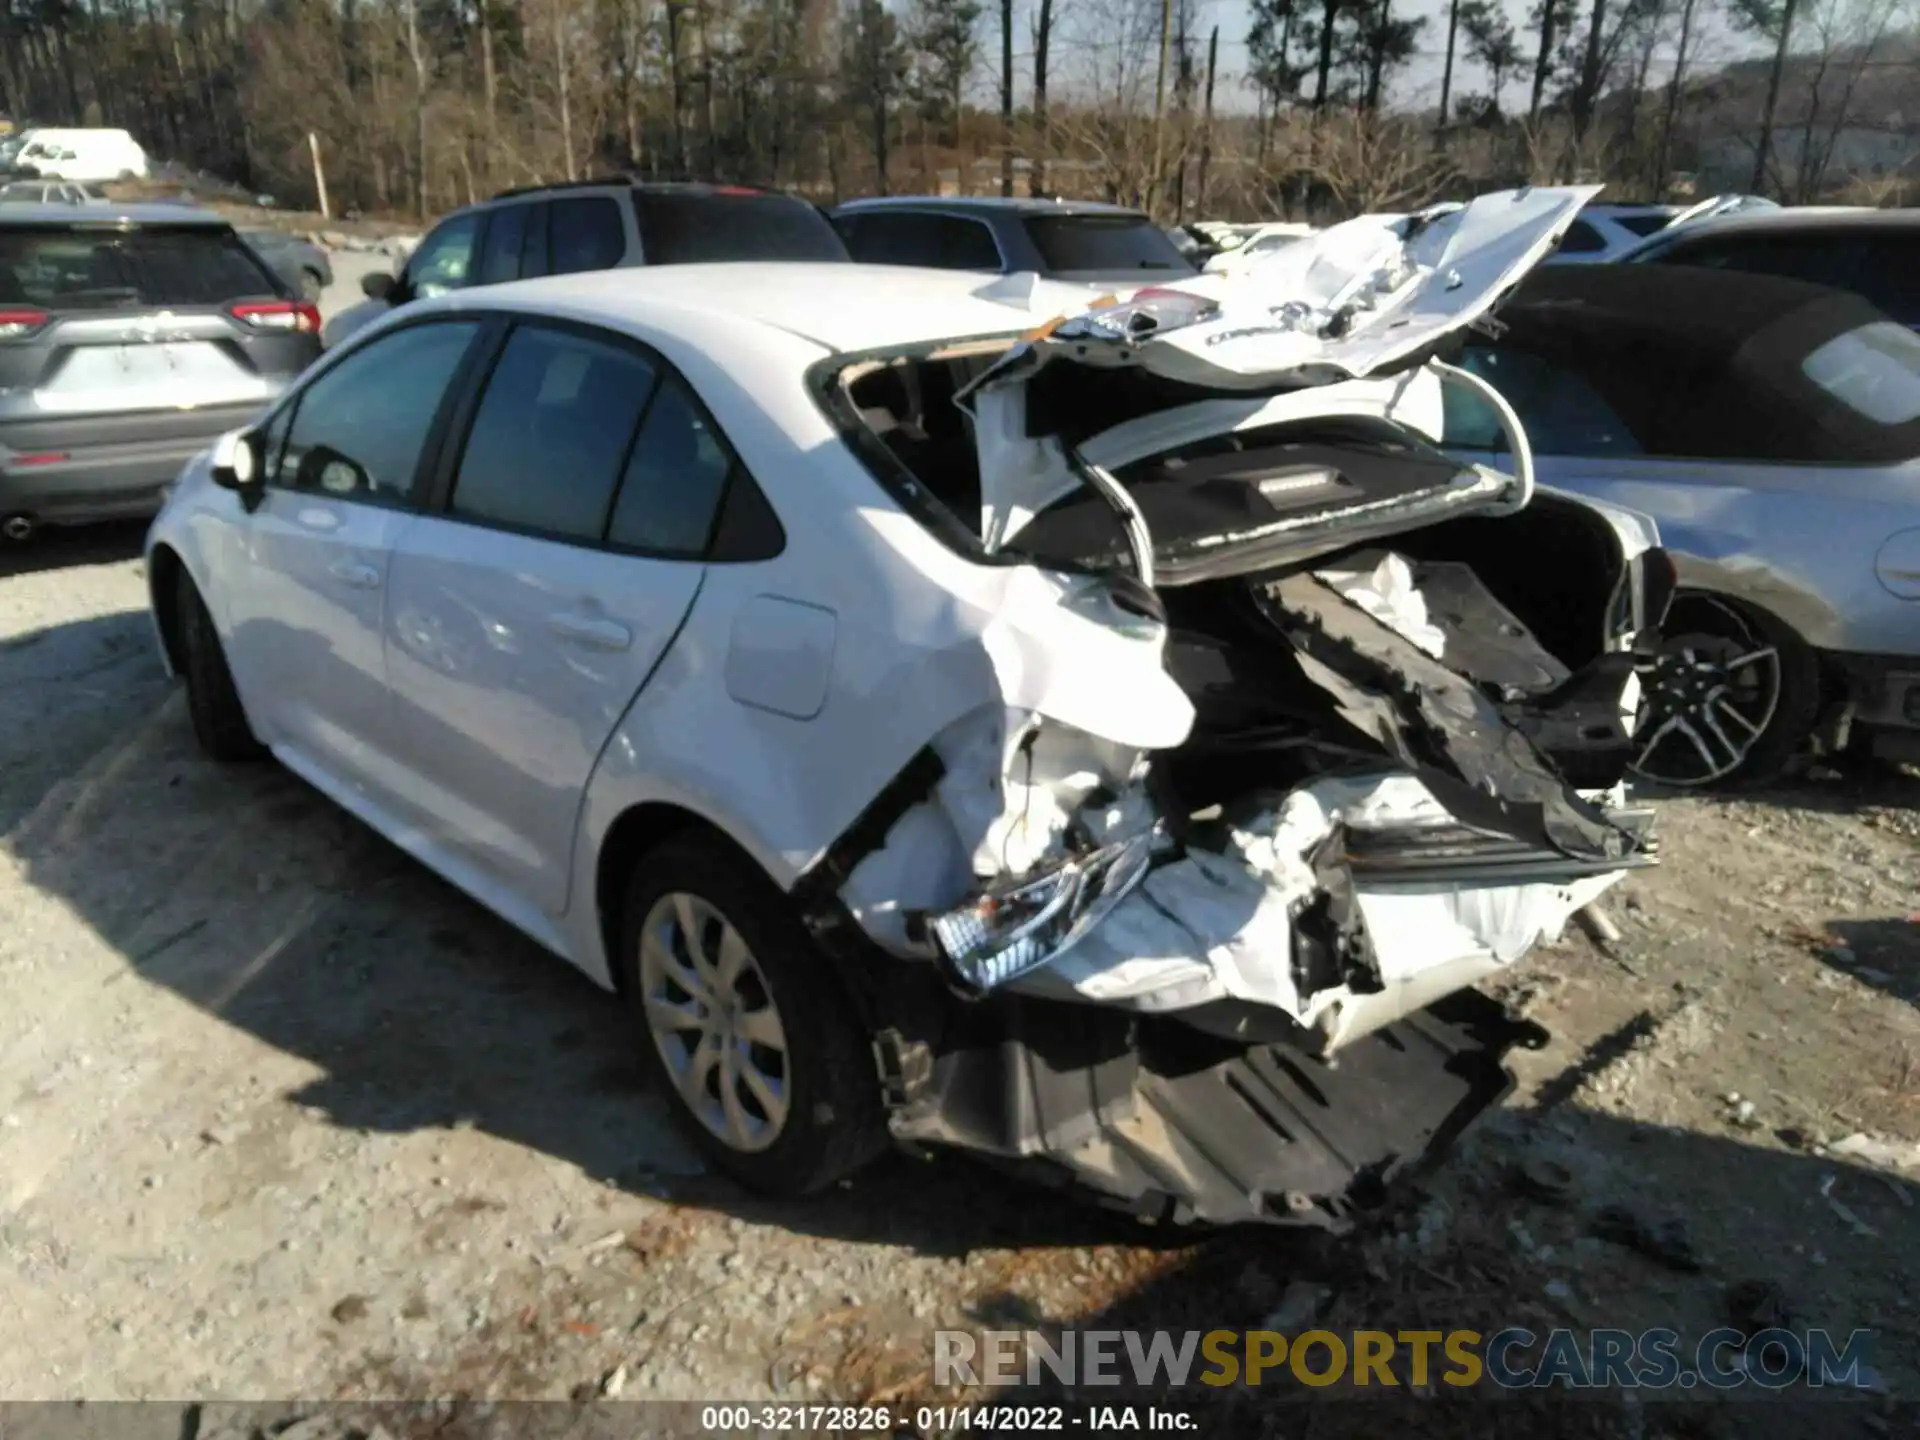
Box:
878;988;1549;1230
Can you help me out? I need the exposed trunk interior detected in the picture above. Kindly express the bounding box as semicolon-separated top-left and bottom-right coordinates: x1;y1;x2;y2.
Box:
838;351;1639;818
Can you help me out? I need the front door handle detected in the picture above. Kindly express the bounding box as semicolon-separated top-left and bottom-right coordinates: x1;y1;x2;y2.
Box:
328;560;381;589
547;612;632;652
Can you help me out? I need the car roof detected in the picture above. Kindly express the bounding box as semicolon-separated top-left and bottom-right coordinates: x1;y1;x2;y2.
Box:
0;202;227;227
832;195;1148;219
479;177;807;206
1659;206;1915;242
413;261;1099;356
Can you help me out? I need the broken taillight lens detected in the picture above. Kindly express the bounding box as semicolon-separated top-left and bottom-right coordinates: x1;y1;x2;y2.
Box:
923;826;1160;996
1061;286;1222;343
229;300;321;334
0;308;50;341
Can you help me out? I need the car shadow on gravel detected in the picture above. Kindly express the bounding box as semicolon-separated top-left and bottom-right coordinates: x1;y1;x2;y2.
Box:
0;520;148;579
1822;916;1920;1014
965;1101;1914;1439
1;617;1186;1262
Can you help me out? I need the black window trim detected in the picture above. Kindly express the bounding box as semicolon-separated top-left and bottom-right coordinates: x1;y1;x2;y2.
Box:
417;310;784;563
255;313;494;513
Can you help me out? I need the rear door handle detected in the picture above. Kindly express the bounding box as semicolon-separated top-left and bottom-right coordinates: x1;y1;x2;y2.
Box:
548;612;632;652
328;560;381;589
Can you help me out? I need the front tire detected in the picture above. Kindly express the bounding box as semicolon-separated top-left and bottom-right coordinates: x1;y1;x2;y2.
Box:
175;570;266;762
618;833;886;1195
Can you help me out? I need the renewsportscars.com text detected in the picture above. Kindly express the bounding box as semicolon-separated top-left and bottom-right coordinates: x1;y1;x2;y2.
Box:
933;1327;1877;1391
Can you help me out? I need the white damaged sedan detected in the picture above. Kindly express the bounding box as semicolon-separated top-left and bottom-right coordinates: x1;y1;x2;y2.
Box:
146;185;1675;1228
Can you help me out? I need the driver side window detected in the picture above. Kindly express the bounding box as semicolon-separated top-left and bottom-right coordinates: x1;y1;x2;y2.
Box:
272;321;482;504
403;213;482;300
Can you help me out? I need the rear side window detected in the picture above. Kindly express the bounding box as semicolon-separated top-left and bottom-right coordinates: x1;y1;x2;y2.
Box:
1802;322;1920;425
607;379;734;554
1022;214;1193;273
451;324;657;541
548;196;626;275
836;211;997;270
1615;214;1672;238
275;321;482;503
477;202;535;285
1557;220;1607;254
0;224;280;309
637;190;846;264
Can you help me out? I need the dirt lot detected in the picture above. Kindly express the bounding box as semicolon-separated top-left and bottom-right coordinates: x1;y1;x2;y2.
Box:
0;525;1916;1433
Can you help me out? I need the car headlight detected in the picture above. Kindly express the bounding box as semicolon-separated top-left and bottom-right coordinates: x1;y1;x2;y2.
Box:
923;825;1161;996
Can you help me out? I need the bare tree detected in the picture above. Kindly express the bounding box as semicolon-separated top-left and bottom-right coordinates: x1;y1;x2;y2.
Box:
843;0;908;190
1306;109;1454;210
999;0;1014;193
1030;0;1058;193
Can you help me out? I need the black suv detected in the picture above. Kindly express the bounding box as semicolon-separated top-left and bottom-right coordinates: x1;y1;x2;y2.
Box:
1622;207;1920;329
1;203;321;536
326;179;852;348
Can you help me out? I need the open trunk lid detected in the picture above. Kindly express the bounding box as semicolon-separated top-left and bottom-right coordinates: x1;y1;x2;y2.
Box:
954;185;1599;577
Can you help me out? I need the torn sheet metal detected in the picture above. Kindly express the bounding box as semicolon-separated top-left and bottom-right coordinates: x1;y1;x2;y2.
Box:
1009;770;1629;1053
1257;568;1638;861
960;186;1601;401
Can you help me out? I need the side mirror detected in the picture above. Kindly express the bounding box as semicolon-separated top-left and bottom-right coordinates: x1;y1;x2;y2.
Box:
361;270;397;302
210;429;265;512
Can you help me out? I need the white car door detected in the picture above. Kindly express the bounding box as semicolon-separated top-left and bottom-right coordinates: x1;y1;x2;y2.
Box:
221;318;486;800
381;319;725;918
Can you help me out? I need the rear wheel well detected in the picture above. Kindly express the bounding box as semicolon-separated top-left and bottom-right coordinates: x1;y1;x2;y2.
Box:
148;544;187;673
596;803;759;994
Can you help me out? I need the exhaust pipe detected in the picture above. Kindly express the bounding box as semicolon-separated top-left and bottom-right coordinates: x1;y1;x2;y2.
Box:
2;514;37;542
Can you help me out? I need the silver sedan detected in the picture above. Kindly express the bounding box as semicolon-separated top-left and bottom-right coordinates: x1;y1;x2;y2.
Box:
1441;262;1920;786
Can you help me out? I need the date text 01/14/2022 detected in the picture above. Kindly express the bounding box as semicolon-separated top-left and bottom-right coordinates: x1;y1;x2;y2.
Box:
697;1404;1199;1432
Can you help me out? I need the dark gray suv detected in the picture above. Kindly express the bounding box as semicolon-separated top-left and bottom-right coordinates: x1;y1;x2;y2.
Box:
0;203;321;537
830;197;1199;285
326;179;853;349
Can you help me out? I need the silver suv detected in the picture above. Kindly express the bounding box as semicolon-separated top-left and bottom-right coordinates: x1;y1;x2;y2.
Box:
323;179;851;349
0;203;321;538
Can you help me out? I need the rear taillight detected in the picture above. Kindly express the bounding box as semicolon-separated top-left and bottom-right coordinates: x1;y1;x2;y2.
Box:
0;308;49;341
229;300;321;334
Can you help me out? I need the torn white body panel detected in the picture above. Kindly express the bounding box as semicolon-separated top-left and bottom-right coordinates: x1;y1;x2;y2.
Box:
1012;771;1625;1054
966;187;1601;399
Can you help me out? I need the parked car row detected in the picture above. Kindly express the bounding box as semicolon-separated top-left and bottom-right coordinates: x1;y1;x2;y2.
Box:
5;173;1916;790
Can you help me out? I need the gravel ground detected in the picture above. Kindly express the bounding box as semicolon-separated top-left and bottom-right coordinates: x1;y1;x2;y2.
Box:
0;528;1916;1434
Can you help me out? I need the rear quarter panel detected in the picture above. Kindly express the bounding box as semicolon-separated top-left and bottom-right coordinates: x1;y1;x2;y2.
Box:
1532;453;1920;655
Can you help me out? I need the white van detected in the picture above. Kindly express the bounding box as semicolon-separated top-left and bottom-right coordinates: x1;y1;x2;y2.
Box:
12;128;150;183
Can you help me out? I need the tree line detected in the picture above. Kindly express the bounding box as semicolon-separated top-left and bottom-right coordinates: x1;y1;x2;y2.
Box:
0;0;1912;224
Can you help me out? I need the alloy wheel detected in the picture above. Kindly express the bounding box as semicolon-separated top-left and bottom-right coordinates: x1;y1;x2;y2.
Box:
1630;595;1781;786
637;891;790;1154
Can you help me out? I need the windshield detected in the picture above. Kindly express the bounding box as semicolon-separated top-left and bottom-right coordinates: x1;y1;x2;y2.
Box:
1022;214;1195;275
0;224;283;309
635;191;849;264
